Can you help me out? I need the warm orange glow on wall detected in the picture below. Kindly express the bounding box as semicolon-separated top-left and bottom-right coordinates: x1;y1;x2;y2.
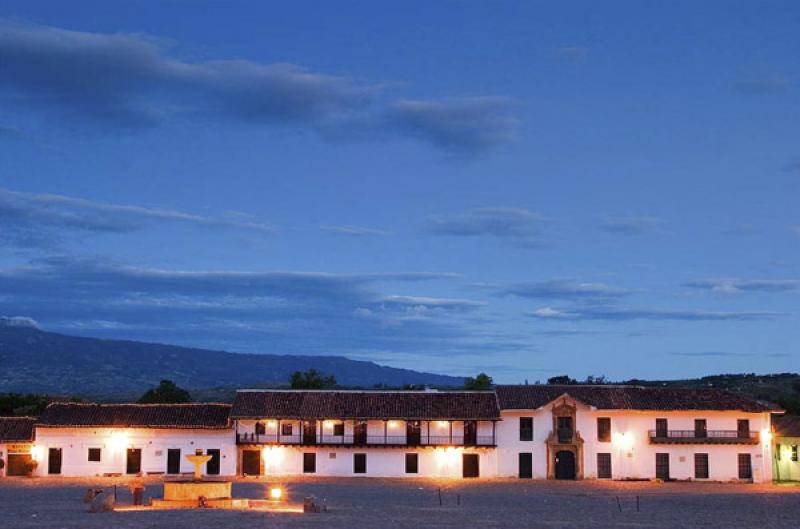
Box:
612;431;634;451
109;431;129;452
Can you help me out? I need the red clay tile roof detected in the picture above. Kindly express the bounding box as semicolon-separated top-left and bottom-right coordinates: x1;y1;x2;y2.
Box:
231;390;500;420
774;414;800;437
495;385;777;412
36;403;231;429
0;417;36;442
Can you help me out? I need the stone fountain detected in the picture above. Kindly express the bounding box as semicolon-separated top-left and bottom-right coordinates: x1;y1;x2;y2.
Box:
154;450;233;507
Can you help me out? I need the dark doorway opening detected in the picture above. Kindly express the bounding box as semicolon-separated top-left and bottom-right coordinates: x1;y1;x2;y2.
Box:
167;448;181;474
303;452;316;474
518;452;532;479
407;421;421;446
242;449;261;476
126;448;141;475
353;453;367;474
206;449;221;475
655;453;670;480
354;421;368;445
738;453;752;480
47;448;62;475
303;421;317;445
7;454;31;476
464;420;477;446
462;453;480;478
554;450;575;480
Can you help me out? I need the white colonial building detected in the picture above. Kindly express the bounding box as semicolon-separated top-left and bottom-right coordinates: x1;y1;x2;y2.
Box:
231;390;500;478
31;403;236;477
0;385;784;483
495;385;776;483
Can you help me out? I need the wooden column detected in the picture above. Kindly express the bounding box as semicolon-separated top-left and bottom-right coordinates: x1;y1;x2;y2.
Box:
384;420;388;445
449;421;453;445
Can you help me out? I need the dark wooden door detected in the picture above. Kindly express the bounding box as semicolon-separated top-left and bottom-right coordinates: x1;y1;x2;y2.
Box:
737;419;750;438
694;419;707;438
518;452;532;479
655;453;670;480
353;453;367;474
126;448;141;475
242;450;261;476
555;450;575;480
462;453;479;478
47;448;62;475
303;452;316;473
738;454;752;479
303;421;317;445
464;420;477;445
655;418;668;438
7;454;31;476
167;448;181;474
405;453;418;474
354;421;368;445
597;453;612;479
206;449;220;475
406;421;421;446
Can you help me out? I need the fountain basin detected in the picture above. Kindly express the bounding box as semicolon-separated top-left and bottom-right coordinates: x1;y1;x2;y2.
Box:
163;480;232;501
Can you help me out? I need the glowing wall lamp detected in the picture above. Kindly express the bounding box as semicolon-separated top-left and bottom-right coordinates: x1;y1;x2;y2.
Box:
612;431;634;452
30;445;44;462
109;431;129;452
760;429;772;447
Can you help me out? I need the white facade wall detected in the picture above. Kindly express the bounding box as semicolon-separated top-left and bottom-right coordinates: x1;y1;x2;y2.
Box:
495;398;773;483
32;428;237;477
253;446;497;478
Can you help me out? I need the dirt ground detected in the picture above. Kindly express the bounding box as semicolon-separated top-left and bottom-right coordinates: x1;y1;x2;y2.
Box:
0;476;798;529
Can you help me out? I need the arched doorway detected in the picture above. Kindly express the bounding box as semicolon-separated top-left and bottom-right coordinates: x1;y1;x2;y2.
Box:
555;450;576;480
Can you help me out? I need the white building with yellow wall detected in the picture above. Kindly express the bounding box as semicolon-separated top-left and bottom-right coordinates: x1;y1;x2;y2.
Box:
773;414;800;482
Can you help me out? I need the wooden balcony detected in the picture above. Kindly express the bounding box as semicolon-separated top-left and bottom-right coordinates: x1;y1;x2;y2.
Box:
236;432;496;447
648;430;759;445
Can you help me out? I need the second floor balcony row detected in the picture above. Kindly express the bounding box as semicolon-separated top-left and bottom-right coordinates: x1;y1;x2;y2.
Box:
236;418;497;447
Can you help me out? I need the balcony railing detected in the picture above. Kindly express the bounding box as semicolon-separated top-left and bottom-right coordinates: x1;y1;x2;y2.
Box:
236;432;496;447
649;430;759;445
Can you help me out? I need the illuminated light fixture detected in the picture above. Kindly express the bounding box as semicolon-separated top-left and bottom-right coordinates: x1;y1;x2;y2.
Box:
30;445;44;462
760;429;772;447
324;420;334;428
269;486;284;501
612;431;634;452
388;420;400;428
267;420;277;428
437;421;449;427
109;431;129;452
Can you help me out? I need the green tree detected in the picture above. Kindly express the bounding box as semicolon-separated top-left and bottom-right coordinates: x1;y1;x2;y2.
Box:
138;380;192;404
464;373;494;390
547;375;577;385
289;369;337;389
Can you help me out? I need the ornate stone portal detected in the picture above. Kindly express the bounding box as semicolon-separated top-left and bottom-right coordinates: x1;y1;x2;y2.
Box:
545;398;584;479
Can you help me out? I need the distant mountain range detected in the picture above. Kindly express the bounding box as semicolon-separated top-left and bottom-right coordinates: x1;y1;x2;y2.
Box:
0;323;463;399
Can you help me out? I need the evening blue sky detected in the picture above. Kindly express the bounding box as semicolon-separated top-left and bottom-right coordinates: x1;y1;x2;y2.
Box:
1;1;799;382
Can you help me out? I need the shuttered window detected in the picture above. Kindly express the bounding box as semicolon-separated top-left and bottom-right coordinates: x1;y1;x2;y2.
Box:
597;418;611;442
738;454;752;480
519;417;533;441
694;453;709;479
597;453;612;479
